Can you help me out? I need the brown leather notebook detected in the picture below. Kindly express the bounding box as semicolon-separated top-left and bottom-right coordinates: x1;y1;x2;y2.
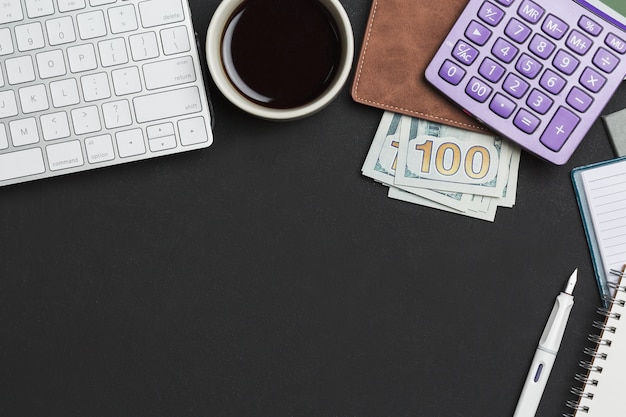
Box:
351;0;491;134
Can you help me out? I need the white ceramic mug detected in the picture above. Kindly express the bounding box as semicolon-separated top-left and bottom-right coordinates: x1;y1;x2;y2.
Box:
206;0;354;121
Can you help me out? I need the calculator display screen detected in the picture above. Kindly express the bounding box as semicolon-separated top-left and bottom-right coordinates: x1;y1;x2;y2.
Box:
578;0;626;30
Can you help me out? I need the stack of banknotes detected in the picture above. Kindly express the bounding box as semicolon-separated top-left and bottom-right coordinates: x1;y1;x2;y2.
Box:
362;112;522;222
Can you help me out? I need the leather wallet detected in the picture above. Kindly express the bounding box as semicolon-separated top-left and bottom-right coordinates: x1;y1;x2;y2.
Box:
351;0;491;134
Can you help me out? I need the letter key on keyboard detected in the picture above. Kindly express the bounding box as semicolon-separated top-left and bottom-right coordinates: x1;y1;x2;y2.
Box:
0;0;213;187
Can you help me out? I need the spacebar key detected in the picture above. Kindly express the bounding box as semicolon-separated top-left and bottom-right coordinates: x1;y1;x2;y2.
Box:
133;86;203;123
0;148;46;182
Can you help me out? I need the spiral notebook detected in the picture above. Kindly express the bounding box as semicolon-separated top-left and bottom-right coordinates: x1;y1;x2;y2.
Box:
566;267;626;417
572;157;626;304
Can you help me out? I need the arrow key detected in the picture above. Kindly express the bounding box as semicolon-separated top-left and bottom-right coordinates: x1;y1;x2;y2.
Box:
465;20;492;46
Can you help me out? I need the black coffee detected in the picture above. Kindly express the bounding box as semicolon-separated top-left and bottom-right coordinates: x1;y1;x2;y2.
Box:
221;0;342;109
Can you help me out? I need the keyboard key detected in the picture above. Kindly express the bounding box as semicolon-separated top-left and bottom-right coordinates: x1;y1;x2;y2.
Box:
540;107;580;151
528;34;555;59
540;70;566;95
25;0;54;18
41;112;71;141
81;72;111;102
566;30;593;55
85;134;115;164
567;87;593;112
514;109;541;134
5;56;36;85
0;91;19;119
143;55;196;90
57;0;85;12
0;123;8;149
15;22;45;51
98;37;128;67
133;86;203;123
115;128;145;157
19;84;49;113
452;40;479;65
129;32;160;61
161;25;191;55
67;44;98;73
503;73;529;99
489;93;516;118
0;148;45;182
606;33;626;54
108;4;138;34
579;16;602;37
77;10;108;40
0;0;24;24
580;67;606;93
36;49;67;79
71;105;101;134
526;89;553;114
593;48;619;73
553;49;579;75
178;117;209;146
466;20;492;46
541;14;568;40
516;53;543;79
478;57;505;82
465;77;493;103
0;28;14;56
111;67;142;95
46;16;77;46
505;18;531;43
102;100;132;129
46;140;84;171
478;2;505;27
50;79;80;108
139;0;185;28
518;0;544;24
439;60;466;85
149;134;177;152
10;117;39;146
492;37;518;63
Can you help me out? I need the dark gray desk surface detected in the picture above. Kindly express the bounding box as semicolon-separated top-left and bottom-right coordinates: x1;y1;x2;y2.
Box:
1;1;625;416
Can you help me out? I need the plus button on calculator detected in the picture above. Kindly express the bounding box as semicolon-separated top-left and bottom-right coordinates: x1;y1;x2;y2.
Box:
425;0;626;164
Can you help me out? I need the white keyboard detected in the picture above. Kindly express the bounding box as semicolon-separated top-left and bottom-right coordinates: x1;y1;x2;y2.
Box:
0;0;213;187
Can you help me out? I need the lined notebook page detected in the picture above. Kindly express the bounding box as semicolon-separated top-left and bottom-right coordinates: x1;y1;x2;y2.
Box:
581;159;626;289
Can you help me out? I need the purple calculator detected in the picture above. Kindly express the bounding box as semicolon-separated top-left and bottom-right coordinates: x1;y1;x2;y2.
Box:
425;0;626;164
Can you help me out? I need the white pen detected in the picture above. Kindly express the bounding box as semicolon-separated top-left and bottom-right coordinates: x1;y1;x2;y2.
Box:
513;269;578;417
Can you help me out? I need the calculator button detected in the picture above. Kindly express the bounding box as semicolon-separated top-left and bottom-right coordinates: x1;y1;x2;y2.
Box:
514;109;540;134
516;53;543;79
527;89;553;114
605;33;626;54
495;0;514;6
465;20;492;46
593;48;619;73
439;60;466;85
540;70;566;95
492;37;519;63
566;87;593;112
553;49;579;75
478;2;505;27
503;73;529;98
580;67;606;93
490;93;516;118
579;16;602;37
453;40;480;65
465;77;493;103
566;30;593;55
541;15;568;40
479;58;505;82
540;107;580;152
505;18;531;43
529;34;555;59
518;0;544;24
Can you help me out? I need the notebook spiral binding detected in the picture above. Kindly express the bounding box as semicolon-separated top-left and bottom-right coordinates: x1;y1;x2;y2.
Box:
563;268;626;417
